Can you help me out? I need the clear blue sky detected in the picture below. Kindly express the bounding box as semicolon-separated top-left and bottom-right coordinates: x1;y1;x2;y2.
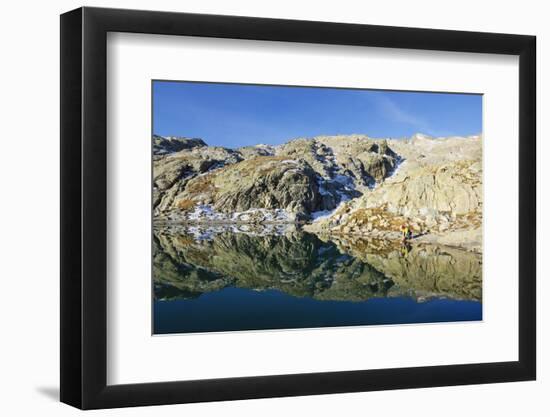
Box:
153;80;482;148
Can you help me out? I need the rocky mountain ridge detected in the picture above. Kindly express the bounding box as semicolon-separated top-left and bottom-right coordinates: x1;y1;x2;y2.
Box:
154;134;400;222
304;134;482;252
153;133;482;252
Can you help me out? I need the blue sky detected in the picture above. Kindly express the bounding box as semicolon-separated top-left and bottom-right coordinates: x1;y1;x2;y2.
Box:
153;81;482;148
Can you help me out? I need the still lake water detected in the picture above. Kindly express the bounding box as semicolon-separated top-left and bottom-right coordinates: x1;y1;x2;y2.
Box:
153;225;482;334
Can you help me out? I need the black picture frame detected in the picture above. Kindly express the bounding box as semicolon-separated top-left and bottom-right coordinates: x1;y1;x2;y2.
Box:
60;6;536;410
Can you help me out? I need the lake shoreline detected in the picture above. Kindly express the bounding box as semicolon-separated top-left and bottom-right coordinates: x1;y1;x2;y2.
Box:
153;219;482;254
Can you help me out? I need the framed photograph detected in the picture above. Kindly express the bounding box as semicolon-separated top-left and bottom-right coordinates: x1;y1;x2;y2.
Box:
60;6;536;409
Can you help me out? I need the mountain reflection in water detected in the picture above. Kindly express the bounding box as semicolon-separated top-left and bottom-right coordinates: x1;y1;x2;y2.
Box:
153;225;482;334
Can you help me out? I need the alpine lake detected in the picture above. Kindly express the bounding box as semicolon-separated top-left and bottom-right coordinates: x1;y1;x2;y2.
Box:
153;224;482;334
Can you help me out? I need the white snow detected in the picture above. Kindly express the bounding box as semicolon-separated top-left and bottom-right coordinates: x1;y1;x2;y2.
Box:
310;209;334;222
187;204;222;221
385;157;406;180
317;179;332;196
167;222;296;241
186;226;216;241
310;201;348;223
186;204;293;224
334;174;354;188
412;133;432;140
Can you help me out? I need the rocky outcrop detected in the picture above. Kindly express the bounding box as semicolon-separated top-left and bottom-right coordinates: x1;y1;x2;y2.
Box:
315;135;399;184
305;134;482;252
153;145;243;212
237;144;275;159
182;156;323;215
153;134;400;221
153;135;207;155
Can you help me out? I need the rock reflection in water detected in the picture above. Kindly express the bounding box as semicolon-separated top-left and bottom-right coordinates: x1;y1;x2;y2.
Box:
153;225;482;304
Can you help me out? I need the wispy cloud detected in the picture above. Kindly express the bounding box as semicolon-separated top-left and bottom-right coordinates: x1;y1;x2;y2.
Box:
376;95;438;137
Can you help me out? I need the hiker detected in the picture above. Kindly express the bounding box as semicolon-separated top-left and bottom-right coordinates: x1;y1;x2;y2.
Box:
400;240;412;256
400;223;412;242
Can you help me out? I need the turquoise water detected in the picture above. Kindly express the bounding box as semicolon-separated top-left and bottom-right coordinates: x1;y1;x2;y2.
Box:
153;227;482;334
